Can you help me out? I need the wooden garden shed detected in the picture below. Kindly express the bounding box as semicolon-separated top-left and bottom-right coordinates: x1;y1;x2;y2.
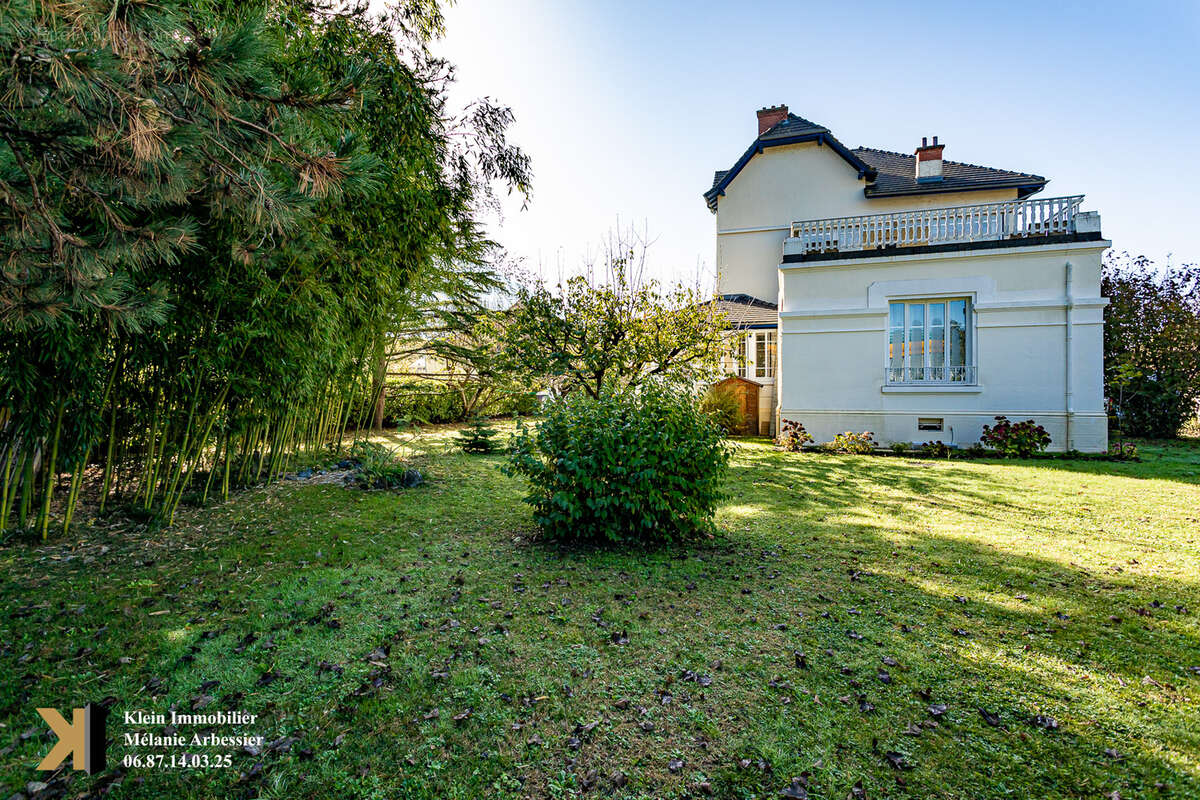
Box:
710;375;761;436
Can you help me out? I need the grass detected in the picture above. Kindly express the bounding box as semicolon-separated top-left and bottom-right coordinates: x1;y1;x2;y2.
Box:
1;425;1198;799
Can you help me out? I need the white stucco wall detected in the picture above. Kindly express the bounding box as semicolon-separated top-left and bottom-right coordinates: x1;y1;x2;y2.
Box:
713;142;1018;302
776;241;1110;452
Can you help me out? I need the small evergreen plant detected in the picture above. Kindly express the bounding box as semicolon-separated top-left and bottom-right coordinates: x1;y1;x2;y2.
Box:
458;416;501;454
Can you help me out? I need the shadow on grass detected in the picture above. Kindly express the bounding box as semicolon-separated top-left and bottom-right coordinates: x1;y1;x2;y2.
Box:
946;437;1200;486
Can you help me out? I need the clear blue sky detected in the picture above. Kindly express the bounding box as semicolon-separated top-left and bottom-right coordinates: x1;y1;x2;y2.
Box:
426;0;1200;284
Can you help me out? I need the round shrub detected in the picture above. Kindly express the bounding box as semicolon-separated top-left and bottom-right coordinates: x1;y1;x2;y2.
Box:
826;431;876;454
919;440;950;459
980;415;1051;458
505;387;732;544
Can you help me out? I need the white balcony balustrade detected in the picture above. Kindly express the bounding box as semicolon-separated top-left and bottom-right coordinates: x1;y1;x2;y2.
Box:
786;195;1087;257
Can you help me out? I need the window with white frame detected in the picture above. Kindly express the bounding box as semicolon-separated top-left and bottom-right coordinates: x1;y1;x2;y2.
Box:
754;331;776;379
724;331;776;380
887;298;973;383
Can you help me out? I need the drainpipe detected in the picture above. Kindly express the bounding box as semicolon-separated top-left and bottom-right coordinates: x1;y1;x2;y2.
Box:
1064;261;1074;451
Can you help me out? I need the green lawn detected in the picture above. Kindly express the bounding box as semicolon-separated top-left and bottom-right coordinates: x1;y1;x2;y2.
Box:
2;428;1198;799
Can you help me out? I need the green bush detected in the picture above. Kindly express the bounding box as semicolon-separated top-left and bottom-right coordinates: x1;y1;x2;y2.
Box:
980;416;1051;458
826;431;876;454
382;382;465;425
1107;441;1139;460
920;440;950;459
700;385;745;434
358;381;540;428
505;387;731;544
776;419;814;452
889;441;911;455
347;441;422;489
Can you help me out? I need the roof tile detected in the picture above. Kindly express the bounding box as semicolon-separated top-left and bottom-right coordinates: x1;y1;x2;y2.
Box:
713;294;778;328
853;146;1046;197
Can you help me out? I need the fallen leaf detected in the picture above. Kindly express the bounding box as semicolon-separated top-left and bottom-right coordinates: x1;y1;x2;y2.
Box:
780;775;809;798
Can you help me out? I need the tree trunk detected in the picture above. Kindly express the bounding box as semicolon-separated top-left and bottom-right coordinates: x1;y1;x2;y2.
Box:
371;335;387;431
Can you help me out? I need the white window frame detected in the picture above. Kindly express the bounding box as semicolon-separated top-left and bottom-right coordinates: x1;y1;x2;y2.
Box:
885;296;976;385
724;330;776;381
754;330;776;379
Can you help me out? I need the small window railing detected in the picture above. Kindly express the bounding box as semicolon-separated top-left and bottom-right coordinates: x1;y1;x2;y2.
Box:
886;365;977;385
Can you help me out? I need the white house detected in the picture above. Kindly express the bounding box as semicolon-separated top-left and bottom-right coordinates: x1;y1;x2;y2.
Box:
707;105;1109;451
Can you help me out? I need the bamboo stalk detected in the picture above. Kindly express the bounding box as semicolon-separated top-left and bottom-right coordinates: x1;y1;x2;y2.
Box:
201;428;224;506
99;402;117;514
0;442;16;531
18;451;34;529
162;379;202;518
166;385;230;524
62;453;88;535
38;403;64;541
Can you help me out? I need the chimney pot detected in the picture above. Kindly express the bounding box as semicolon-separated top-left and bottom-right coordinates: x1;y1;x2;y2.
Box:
756;104;789;136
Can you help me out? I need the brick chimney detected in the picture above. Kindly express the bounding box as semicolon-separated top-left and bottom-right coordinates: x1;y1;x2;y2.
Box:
757;104;788;136
915;136;944;182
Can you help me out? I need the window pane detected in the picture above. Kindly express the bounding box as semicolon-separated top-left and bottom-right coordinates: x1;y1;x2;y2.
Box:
928;302;945;374
737;335;747;378
888;303;904;380
755;333;766;378
764;332;776;378
948;299;967;368
908;303;925;378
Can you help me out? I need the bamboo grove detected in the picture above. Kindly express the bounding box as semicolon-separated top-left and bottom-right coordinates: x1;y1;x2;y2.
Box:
0;1;531;538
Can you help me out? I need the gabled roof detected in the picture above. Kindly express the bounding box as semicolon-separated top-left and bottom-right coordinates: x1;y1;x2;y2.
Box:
853;147;1047;199
704;111;1048;211
713;294;778;329
758;113;828;141
704;113;876;211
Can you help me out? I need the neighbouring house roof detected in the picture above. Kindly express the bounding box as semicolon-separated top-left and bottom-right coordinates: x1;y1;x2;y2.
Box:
853;147;1046;199
704;112;1047;211
713;294;778;329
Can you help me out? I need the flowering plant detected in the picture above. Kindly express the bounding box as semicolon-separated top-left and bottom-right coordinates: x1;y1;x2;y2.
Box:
776;419;814;452
1108;441;1138;460
980;416;1050;458
828;431;876;455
